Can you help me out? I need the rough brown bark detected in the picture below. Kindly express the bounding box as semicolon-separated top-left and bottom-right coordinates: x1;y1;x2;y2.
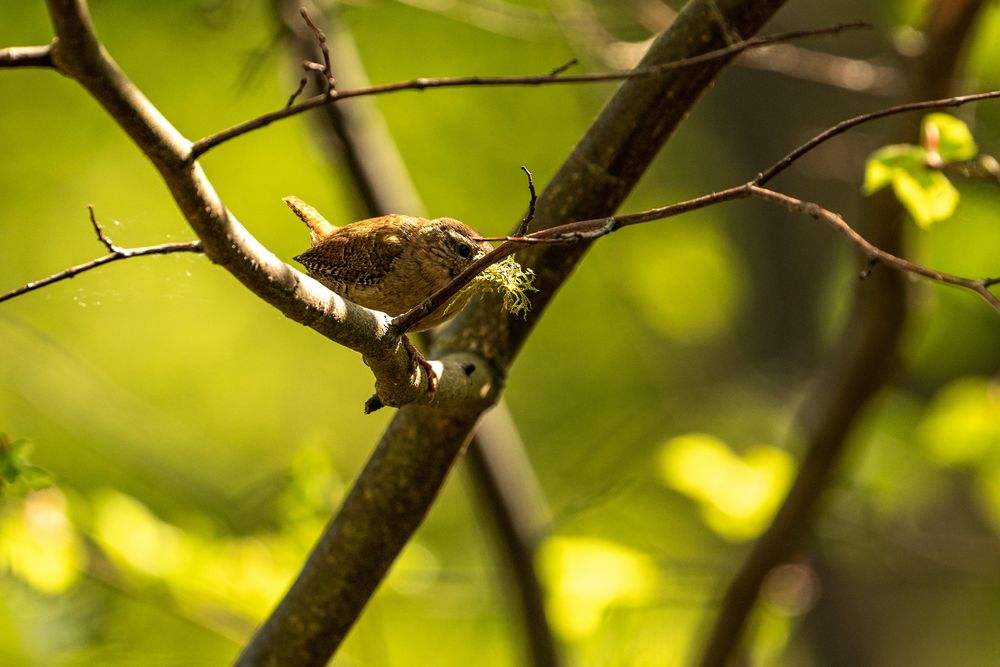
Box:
237;1;791;665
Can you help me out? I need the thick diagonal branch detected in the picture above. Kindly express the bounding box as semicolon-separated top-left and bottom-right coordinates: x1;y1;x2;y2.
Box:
236;1;791;665
275;4;559;665
40;0;469;410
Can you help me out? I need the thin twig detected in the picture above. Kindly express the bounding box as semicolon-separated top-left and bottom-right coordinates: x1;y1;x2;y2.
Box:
0;207;203;304
394;81;1000;331
89;205;119;252
299;8;336;93
394;161;1000;332
189;22;869;160
547;58;578;77
755;89;1000;185
0;44;54;68
747;185;1000;312
513;166;537;236
285;77;308;108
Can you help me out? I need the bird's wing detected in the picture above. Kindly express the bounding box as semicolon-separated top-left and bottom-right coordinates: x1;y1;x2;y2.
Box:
293;218;410;287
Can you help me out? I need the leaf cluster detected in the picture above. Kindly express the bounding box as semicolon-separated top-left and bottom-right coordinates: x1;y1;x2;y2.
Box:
864;113;980;227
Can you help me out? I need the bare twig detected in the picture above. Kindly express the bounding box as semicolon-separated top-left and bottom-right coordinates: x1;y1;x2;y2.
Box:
547;58;578;77
392;173;999;335
285;76;308;108
513;166;537;237
88;204;119;252
747;185;1000;311
397;83;1000;330
392;78;1000;327
189;22;869;160
299;8;336;93
755;89;1000;185
0;207;202;304
0;44;54;68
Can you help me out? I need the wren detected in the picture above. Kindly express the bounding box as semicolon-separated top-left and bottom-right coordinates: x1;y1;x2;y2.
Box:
286;196;493;389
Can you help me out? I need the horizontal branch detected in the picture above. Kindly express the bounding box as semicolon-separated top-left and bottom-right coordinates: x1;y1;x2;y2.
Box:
189;22;868;159
394;168;1000;329
0;206;202;304
395;86;1000;328
0;44;54;68
756;89;1000;185
748;185;1000;311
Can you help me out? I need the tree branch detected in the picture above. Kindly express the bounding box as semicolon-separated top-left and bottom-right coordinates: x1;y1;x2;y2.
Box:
747;185;1000;311
756;89;1000;185
0;207;202;304
236;1;794;664
271;5;560;666
393;90;1000;333
0;44;55;68
189;22;868;160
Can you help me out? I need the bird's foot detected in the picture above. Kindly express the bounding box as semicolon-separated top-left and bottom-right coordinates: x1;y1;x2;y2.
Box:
401;335;439;392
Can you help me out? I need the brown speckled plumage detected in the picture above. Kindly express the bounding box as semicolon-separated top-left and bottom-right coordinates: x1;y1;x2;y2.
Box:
287;197;493;331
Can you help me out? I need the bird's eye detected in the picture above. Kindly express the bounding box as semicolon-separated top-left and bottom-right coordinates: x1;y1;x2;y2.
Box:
456;243;472;258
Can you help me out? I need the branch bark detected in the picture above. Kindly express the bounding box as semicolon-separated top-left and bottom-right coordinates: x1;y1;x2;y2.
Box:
190;21;862;159
0;44;54;68
276;3;560;664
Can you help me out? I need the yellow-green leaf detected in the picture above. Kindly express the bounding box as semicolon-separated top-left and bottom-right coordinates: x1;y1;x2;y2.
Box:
891;167;960;228
863;144;925;194
922;112;978;163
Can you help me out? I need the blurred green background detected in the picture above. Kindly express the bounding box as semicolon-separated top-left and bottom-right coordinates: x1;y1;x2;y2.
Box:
2;0;1000;665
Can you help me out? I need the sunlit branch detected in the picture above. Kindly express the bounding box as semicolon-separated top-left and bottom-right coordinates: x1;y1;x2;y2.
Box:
756;89;1000;185
0;206;203;304
188;22;868;160
394;183;999;334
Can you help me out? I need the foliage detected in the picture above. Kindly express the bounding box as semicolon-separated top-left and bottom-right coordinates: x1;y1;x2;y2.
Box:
0;434;51;498
863;113;980;227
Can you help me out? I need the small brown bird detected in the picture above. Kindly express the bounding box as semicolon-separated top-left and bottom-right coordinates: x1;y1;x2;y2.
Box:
286;196;494;389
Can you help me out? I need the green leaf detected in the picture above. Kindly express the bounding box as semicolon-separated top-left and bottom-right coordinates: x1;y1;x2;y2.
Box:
863;142;961;227
0;434;52;493
863;144;926;194
891;166;960;228
922;113;978;163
